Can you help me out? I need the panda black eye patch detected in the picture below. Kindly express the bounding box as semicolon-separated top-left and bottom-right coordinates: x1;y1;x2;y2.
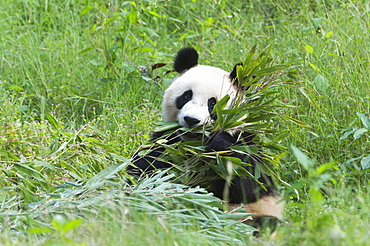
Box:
208;97;217;113
176;89;193;109
208;97;217;120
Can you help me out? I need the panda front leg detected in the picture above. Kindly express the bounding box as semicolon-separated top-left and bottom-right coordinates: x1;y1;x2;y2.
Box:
128;146;171;174
206;130;239;151
128;132;181;175
206;130;283;232
206;130;257;151
237;195;284;232
215;173;284;234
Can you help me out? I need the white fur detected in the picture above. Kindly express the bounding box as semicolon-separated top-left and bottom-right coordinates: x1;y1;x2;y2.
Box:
228;196;284;220
162;65;237;127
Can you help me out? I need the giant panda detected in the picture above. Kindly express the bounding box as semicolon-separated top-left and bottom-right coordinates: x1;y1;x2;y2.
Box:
128;48;284;230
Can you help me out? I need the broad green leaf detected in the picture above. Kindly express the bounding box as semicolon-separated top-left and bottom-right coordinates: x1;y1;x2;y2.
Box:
6;84;24;91
78;47;94;55
105;15;120;26
316;162;336;175
206;17;214;24
325;31;334;39
80;5;93;15
0;150;20;160
361;155;370;170
63;219;83;232
218;212;254;220
52;215;66;230
51;141;68;155
179;32;189;40
304;44;314;54
128;9;137;24
309;187;323;204
89;140;118;153
291;145;314;170
168;17;182;23
313;74;329;93
312;18;322;30
223;121;244;129
40;96;46;116
353;128;368;139
356;112;370;129
340;129;355;140
146;10;161;18
59;160;82;178
45;113;59;130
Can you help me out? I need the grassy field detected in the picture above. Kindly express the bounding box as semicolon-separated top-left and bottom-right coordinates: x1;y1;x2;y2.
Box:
1;0;369;245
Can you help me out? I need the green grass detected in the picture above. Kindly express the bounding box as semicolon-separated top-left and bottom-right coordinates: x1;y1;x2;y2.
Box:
0;0;369;245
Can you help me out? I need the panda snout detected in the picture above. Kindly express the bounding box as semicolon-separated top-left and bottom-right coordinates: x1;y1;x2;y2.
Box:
183;116;200;128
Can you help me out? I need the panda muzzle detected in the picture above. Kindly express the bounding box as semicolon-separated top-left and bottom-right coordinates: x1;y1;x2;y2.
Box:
183;116;200;128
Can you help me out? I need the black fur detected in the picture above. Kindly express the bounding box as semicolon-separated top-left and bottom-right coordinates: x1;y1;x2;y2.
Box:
174;48;199;73
230;62;257;91
207;131;236;151
129;130;277;205
129;131;181;173
230;62;243;86
248;216;281;236
176;89;193;109
207;97;217;118
205;131;276;203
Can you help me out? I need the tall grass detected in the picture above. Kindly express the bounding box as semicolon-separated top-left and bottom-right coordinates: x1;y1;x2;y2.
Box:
1;0;369;245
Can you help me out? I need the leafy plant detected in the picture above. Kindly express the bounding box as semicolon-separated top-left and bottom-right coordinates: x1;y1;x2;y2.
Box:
5;170;255;245
287;145;336;204
340;112;370;170
28;215;85;246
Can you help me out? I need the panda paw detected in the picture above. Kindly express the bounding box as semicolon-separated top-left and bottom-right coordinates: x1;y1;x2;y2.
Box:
206;131;236;151
246;216;282;237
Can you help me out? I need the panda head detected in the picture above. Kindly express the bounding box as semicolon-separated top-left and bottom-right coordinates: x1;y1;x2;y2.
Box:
162;48;240;129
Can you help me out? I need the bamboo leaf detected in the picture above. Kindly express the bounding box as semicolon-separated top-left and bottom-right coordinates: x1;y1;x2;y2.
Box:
243;45;257;65
0;150;20;160
254;65;287;76
281;114;314;130
85;160;130;188
153;121;180;132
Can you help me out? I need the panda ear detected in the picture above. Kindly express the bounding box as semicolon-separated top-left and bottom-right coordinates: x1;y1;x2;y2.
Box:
230;62;243;86
174;48;199;73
